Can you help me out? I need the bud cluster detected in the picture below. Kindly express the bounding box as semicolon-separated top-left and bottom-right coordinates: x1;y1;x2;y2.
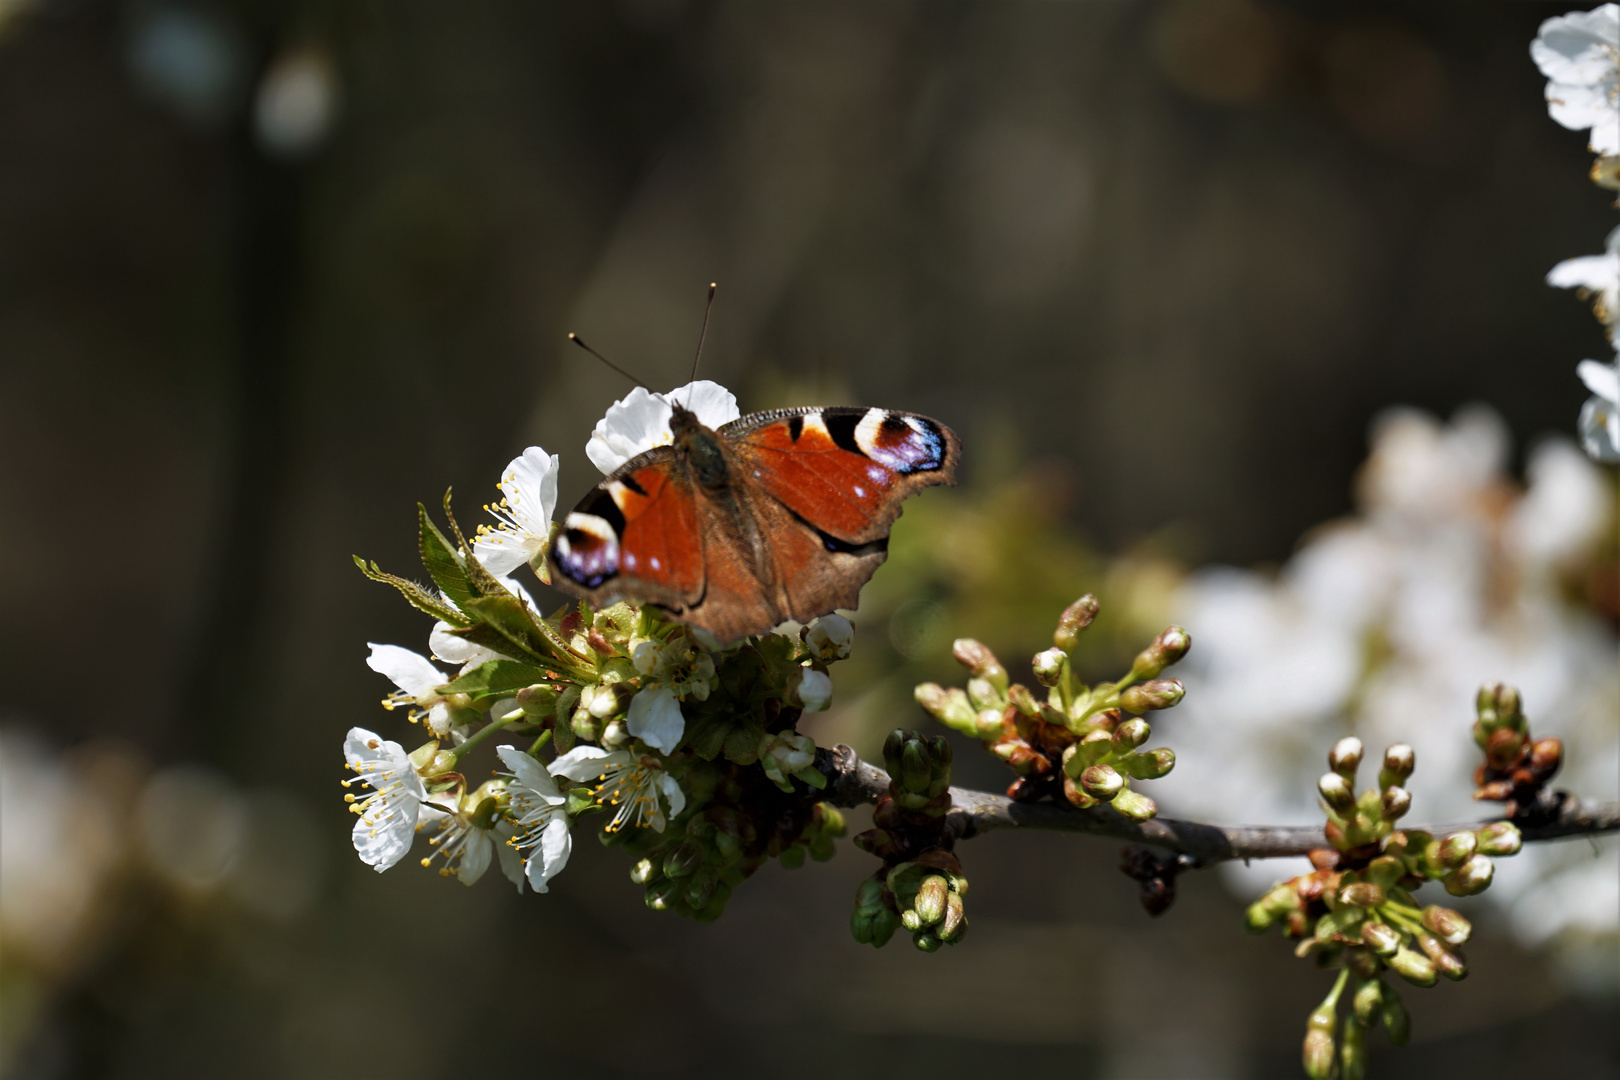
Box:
1246;734;1523;1066
914;595;1188;821
850;730;968;951
1471;682;1565;822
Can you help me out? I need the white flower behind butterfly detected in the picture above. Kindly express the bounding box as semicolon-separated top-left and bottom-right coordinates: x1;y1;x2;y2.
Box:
586;381;740;475
1577;355;1620;461
474;446;561;577
1530;4;1620;155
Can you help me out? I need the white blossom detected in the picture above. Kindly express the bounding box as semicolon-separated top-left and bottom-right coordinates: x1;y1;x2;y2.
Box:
1531;4;1620;155
803;614;854;661
366;643;456;736
793;668;833;713
550;746;685;833
342;727;428;873
473;446;561;578
586;380;740;475
495;746;573;893
418;793;494;884
1547;224;1620;328
759;730;817;791
1577;355;1620;461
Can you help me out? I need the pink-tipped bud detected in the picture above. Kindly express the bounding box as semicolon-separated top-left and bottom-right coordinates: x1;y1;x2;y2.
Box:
1381;786;1412;821
1475;821;1521;856
1337;882;1386;908
1388;946;1438;987
1112;718;1151;752
1080;764;1125;801
1377;743;1415;790
952;639;1007;689
1442;853;1494;897
1360;921;1401;956
1053;595;1100;651
1421;906;1471;946
1435;831;1477;868
1329;736;1364;779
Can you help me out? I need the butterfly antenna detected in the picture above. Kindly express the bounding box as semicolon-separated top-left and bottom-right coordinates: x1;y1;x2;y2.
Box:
684;282;717;405
568;333;648;390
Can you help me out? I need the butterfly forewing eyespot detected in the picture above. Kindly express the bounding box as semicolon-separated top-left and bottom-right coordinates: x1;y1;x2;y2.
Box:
852;408;948;474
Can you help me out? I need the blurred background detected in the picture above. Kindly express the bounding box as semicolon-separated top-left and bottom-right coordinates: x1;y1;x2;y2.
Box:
1;1;1616;1077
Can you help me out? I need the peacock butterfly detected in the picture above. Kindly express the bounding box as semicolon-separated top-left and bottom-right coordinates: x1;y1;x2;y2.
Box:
547;400;960;645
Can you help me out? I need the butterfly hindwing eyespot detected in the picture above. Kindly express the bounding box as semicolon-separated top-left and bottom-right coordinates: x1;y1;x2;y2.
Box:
554;510;621;588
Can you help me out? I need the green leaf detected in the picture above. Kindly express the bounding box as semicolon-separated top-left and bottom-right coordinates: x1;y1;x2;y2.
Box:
463;595;560;664
792;766;828;790
438;660;557;704
418;504;477;610
353;556;469;626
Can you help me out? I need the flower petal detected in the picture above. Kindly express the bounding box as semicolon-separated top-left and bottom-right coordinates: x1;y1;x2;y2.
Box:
587;387;674;475
365;643;446;699
497;745;563;799
1577;359;1620;405
527;816;572;893
500;446;560;536
627;686;686;753
351;810;415;873
471;534;533;578
664;380;741;429
495;823;526;893
657;772;686;821
549;745;625;782
430;622;509;667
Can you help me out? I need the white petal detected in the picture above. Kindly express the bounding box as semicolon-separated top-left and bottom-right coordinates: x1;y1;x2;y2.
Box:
527;817;572;893
426;703;453;737
471;534;532;578
587;387;674;475
499;446;560;536
352;810;415;873
627;686;685;753
796;669;833;712
365;643;446;699
343;726;403;770
1546;253;1619;291
497;745;563;799
495;823;526;893
657;772;686;820
430;621;508;667
549;746;624;782
1576;359;1620;405
457;828;493;885
664;380;741;429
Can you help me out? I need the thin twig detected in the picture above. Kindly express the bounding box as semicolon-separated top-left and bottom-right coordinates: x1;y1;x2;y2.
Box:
813;745;1620;865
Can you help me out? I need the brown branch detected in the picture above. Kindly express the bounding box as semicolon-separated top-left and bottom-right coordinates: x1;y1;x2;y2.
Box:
814;745;1620;865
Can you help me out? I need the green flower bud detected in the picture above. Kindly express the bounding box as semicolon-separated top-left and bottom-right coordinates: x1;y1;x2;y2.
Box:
1359;921;1401;957
1111;789;1157;821
1080;764;1125;801
1318;773;1357;815
1303;1004;1338;1080
1337;882;1386;908
900;909;922;932
663;841;704;879
1352;978;1383;1024
1415;931;1467;980
1005;683;1040;716
1477;682;1522;725
1381;786;1412;821
685;868;717;908
1388;946;1438;987
1435;831;1477;868
936;897;966;944
1130;625;1191;680
882;729;906;772
778;844;807;870
952;638;1007;689
570;704;602;743
1380;986;1410;1046
912;930;942;952
1053;594;1100;651
1475;820;1522;856
1031;648;1067;687
1442;853;1494;897
645;880;680;912
1378;743;1415;790
1340;1015;1368;1080
900;742;931;794
974;708;1003;740
1421;906;1471;946
629;857;660;885
915;683;978;736
914;875;948;925
1365;855;1404;889
966;677;1002;711
1329;736;1364;780
1112;718;1151;752
516;684;559;716
1119;679;1184;713
1121;747;1175;780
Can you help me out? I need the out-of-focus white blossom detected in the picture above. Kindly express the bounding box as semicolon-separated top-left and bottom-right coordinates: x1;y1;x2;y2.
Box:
1577;356;1620;461
1547;225;1620;329
473;446;560;578
1165;407;1619;967
794;668;833;712
1531;4;1620;155
586;381;739;475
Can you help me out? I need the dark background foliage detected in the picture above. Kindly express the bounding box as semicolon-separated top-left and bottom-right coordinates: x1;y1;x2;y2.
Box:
1;1;1614;1077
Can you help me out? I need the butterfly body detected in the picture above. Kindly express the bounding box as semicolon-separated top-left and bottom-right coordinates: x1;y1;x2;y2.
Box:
548;404;959;644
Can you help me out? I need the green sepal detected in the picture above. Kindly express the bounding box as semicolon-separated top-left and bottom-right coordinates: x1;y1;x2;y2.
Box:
462;595;558;665
566;787;603;817
438;659;557;705
352;556;469;626
417;504;478;610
